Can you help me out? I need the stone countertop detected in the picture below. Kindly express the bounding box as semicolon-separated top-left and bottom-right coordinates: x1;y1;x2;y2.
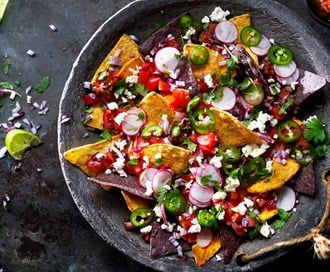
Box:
0;0;329;271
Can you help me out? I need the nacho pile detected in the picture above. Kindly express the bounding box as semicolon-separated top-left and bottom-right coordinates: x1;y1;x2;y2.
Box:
63;6;329;268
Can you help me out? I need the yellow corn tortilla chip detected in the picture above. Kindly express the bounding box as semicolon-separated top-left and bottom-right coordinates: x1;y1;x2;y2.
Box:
84;104;104;130
258;208;278;221
92;34;141;83
229;14;259;65
247;158;300;193
210;107;262;147
63;137;120;177
192;233;221;267
121;191;151;212
142;143;191;173
183;44;228;78
117;56;143;79
140;92;175;126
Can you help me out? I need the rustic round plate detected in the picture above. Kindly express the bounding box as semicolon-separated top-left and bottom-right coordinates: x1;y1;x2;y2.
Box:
58;0;330;271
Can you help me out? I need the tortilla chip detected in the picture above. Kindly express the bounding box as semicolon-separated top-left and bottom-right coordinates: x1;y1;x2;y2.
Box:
121;191;151;212
117;56;143;79
183;44;228;78
210;107;262;147
258;208;278;221
229;14;259;65
192;233;221;267
140;92;175;126
63;138;115;177
84;104;104;130
92;34;141;83
247;158;301;193
219;225;244;264
142;144;191;173
291;163;315;196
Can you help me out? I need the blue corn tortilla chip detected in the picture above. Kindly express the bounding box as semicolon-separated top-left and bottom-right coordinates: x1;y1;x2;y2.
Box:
219;224;244;264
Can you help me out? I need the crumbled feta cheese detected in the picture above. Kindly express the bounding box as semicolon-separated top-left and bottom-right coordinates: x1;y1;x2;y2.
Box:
266;160;273;173
114;111;127;126
242;143;270;158
232;202;247;215
140;225;152;234
259;222;273;238
114;139;127;151
212;191;227;201
224;176;240;192
183;26;196;40
188;222;201;233
210;6;230;22
204;74;214;88
155;153;162;160
153;205;162;218
243;197;254;208
201;16;210;24
107;102;118;110
248;111;273;133
112;157;127;177
161;222;175;232
142;156;150;169
209;155;222;168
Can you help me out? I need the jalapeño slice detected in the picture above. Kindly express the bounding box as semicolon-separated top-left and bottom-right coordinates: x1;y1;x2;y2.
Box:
130;208;154;228
189;108;216;134
141;125;163;139
240;26;262;46
189;45;209;66
240;157;268;186
277;120;302;143
243;82;264;106
197;209;218;228
290;145;315;165
268;44;294;65
164;189;187;216
218;144;241;162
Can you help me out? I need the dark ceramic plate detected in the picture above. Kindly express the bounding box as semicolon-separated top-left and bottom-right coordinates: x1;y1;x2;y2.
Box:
58;0;330;271
306;0;330;27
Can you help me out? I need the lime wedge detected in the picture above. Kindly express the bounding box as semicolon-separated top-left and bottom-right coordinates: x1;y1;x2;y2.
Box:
5;128;42;161
0;0;9;23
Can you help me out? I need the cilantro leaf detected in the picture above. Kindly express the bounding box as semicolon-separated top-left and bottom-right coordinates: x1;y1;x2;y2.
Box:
35;76;50;93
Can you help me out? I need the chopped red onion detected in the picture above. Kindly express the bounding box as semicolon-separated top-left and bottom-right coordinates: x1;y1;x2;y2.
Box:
25;85;32;94
60;114;71;124
83;81;92;89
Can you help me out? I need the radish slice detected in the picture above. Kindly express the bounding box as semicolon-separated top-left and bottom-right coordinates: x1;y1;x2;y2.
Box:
273;61;297;78
138;168;158;188
276;186;296;211
276;67;300;85
188;182;214;208
152;169;173;195
121;107;146;136
211;86;236;110
196;227;213;248
215;21;238;44
154;47;180;77
250;35;271;56
195;164;222;187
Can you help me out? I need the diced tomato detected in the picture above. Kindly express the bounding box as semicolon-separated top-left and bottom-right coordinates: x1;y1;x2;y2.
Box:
196;79;209;93
178;212;196;229
169;88;191;111
125;160;144;176
146;75;161;91
166;39;180;49
270;104;286;121
199;23;217;45
195;131;218;154
231;222;248;236
158;79;171;94
138;62;155;84
86;159;104;174
83;93;100;106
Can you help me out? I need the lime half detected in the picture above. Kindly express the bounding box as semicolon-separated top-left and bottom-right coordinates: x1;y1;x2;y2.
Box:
5;128;42;161
0;0;9;23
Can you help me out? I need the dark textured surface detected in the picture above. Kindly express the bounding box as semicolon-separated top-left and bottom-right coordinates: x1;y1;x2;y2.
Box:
0;0;330;271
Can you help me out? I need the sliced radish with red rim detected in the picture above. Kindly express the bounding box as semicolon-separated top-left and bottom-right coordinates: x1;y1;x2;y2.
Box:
250;35;271;56
195;164;222;187
196;227;213;248
211;86;236;110
273;60;297;78
215;21;238;44
152;169;174;195
138;167;158;188
276;67;300;85
188;182;214;208
121;110;146;136
154;47;180;77
276;185;296;211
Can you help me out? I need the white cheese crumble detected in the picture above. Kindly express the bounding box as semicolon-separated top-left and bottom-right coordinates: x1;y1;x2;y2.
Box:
241;143;270;158
140;225;152;234
209;155;222;168
247;111;273;133
204;74;214;88
183;26;196;40
209;6;230;22
212;191;227;201
224;176;240;192
201;16;210;24
259;222;274;238
114;111;127;126
107;101;118;110
231;202;247;215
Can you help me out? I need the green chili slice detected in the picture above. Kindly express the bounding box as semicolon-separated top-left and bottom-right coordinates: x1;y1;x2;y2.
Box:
130;208;154;228
218;144;241;162
268;44;294;65
240;157;268;186
277;120;302;143
164;189;188;216
197;209;218;228
189;45;209;66
141;125;163;139
189;108;216;134
290;145;315;165
243;83;264;106
240;26;262;46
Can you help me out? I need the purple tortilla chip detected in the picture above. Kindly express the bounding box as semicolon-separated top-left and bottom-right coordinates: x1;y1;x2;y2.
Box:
219;224;244;264
294;70;327;105
138;16;184;56
291;163;315;196
149;220;191;258
88;173;154;200
176;56;199;97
